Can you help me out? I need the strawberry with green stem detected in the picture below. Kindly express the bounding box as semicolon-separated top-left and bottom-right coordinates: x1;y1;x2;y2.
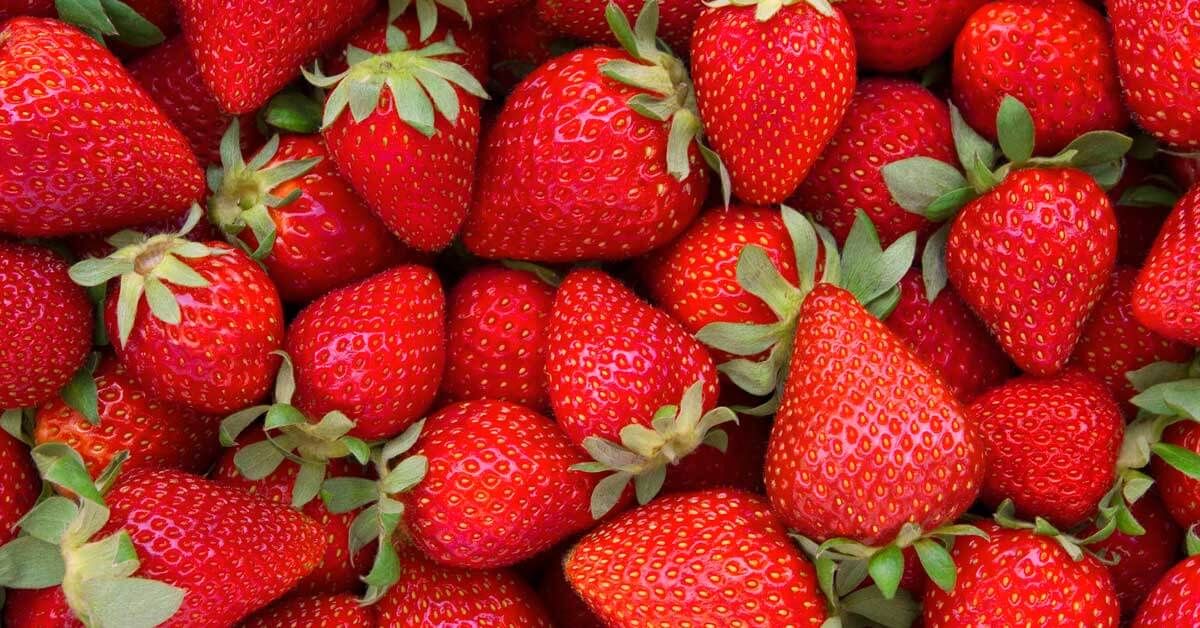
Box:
1086;491;1183;617
1131;527;1200;627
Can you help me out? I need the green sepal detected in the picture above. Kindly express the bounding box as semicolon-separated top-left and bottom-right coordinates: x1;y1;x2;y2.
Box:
389;0;472;42
866;544;904;600
60;352;101;425
0;536;66;588
232;439;286;481
56;0;164;47
262;90;324;134
32;443;104;504
501;260;563;287
996;95;1035;166
950;104;997;188
320;477;382;514
1151;443;1200;480
219;405;270;447
913;538;956;592
838;585;920;628
78;576;185;628
920;222;951;302
380;455;428;494
359;506;402;605
882;156;968;216
18;496;79;544
1187;526;1200;557
1120;184;1180;209
0;408;31;445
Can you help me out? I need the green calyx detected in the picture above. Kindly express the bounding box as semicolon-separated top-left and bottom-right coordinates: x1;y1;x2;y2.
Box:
570;380;737;519
0;445;185;628
207;121;321;261
303;27;488;138
388;0;472;44
219;352;371;509
993;499;1115;564
500;260;563;287
603;1;730;202
703;0;837;23
55;0;164;47
697;207;915;414
67;206;228;348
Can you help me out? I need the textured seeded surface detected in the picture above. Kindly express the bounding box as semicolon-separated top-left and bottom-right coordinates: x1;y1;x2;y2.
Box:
840;0;985;72
1134;186;1200;345
1132;554;1200;627
1153;421;1200;529
241;593;375;628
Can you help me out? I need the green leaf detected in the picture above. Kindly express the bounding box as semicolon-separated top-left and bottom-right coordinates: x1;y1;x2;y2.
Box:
218;405;268;447
1120;185;1180;209
291;462;326;509
382;419;426;462
1080;159;1127;190
582;437;646;471
61;358;100;425
263;404;307;431
1187;526;1200;557
996;95;1035;165
348;505;380;555
142;277;180;325
360;541;400;605
79;577;185;628
1061;131;1133;168
815;555;837;603
342;437;371;465
32;443;103;504
921;223;951;302
695;319;790;357
950;103;996;174
840;585;920;628
388;74;436;136
1;408;28;444
735;244;800;319
833;558;870;597
500;260;562;287
381;455;427;495
633;465;666;505
18;496;78;544
924;187;976;222
264;91;323;134
590;471;632;519
882;157;968;214
0;536;65;588
98;0;164;47
913;539;956;592
867;545;904;600
55;0;117;36
115;272;146;347
232;440;285;481
1152;443;1200;480
68;258;133;288
605;0;639;59
320;477;380;513
664;109;700;180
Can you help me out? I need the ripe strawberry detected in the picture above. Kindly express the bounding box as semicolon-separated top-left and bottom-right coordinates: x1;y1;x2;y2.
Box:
1110;0;1200;150
69;216;285;415
207;126;410;303
565;489;827;626
0;243;93;410
839;0;985;72
0;428;37;544
923;523;1120;626
767;283;984;545
791;78;953;246
1087;492;1183;617
1133;185;1200;345
537;0;701;51
539;551;606;628
489;5;569;92
1132;553;1200;627
464;3;710;262
172;0;375;113
691;0;856;205
1071;267;1193;408
952;0;1128;156
1152;420;1200;529
307;19;485;253
659;412;769;494
0;18;203;237
946;168;1118;375
287;264;445;441
242;593;375;628
441;265;556;411
886;271;1011;402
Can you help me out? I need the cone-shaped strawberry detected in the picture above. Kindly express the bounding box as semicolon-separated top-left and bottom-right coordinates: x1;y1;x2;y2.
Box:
1133;185;1200;346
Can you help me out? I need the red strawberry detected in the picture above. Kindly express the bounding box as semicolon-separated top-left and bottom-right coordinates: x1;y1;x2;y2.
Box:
537;0;701;51
1071;267;1193;408
242;593;375;628
539;550;606;628
767;283;984;545
1133;185;1200;345
489;4;569;92
923;523;1120;627
565;489;828;626
0;243;93;410
691;0;856;205
1088;492;1183;617
287;264;445;441
172;0;375;113
839;0;985;72
0;18;203;237
307;19;485;252
1110;159;1175;266
1109;0;1200;150
0;429;37;544
791;78;953;246
464;3;710;262
441;265;556;411
659;412;769;494
207;127;411;303
1153;420;1200;529
0;0;51;18
0;0;174;50
951;0;1128;156
886;271;1011;402
946;168;1118;375
970;371;1124;528
1132;553;1200;627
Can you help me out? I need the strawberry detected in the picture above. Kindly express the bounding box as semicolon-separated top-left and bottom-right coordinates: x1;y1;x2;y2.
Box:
1109;0;1200;150
1132;551;1200;627
1110;159;1176;266
885;270;1011;402
1070;267;1193;408
790;78;954;246
690;0;856;205
242;593;375;628
286;264;445;441
0;18;203;237
839;0;985;72
951;0;1129;156
489;5;572;92
0;243;93;411
537;0;701;51
463;2;712;262
66;205;224;262
441;264;556;411
923;523;1120;627
539;550;606;628
337;10;490;83
0;428;37;544
564;489;828;626
207;125;410;303
1133;185;1200;345
69;210;285;415
172;0;375;113
0;0;173;49
1087;492;1184;617
1152;420;1200;529
658;412;769;494
306;19;486;253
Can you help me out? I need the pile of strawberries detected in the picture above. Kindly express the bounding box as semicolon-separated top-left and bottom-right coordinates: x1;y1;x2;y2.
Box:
2;0;1200;625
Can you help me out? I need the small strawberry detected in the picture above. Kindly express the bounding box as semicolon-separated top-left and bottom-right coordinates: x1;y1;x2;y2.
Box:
564;489;828;626
952;0;1129;156
1132;543;1200;627
691;0;856;205
0;428;37;545
839;0;985;72
241;593;375;628
1087;492;1184;617
1153;420;1200;529
0;18;203;237
537;0;701;51
1133;185;1200;345
69;208;284;415
441;264;557;411
464;1;713;262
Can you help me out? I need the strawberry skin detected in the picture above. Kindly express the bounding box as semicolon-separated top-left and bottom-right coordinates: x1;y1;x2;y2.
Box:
767;284;984;545
690;3;856;205
287;265;445;441
0;243;93;409
463;48;709;262
1132;554;1200;627
403;400;600;568
1133;185;1200;345
441;265;555;411
790;78;953;246
840;0;985;72
0;429;37;545
1152;421;1200;529
1088;492;1184;617
946;168;1118;375
565;489;827;626
0;18;203;237
951;0;1129;156
537;0;701;51
923;524;1120;627
242;593;374;628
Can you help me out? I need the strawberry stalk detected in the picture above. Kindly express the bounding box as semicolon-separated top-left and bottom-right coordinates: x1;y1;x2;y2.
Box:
388;0;472;42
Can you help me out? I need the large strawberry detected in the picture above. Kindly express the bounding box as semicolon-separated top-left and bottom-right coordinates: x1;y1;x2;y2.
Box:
565;490;828;626
242;593;375;628
0;18;203;237
1087;492;1183;618
839;0;984;72
537;0;701;51
305;18;486;252
1132;547;1200;627
952;0;1128;156
69;209;284;414
1133;184;1200;345
463;1;712;262
691;0;856;205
